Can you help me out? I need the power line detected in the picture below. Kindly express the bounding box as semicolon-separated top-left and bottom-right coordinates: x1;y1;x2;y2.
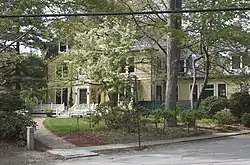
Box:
0;7;250;18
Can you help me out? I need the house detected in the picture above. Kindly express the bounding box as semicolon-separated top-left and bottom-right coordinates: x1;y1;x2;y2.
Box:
36;39;249;117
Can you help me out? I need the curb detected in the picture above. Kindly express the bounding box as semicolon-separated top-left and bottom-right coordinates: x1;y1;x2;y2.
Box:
92;131;250;154
46;130;250;159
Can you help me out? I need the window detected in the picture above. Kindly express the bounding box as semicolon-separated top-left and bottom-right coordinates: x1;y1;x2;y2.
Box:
179;60;185;72
59;45;67;52
128;57;134;73
59;43;71;52
156;57;162;73
56;89;61;104
232;56;240;69
218;84;227;97
120;58;126;73
156;85;162;102
201;84;214;99
79;89;88;104
186;56;192;70
56;63;68;77
55;88;68;104
190;85;198;101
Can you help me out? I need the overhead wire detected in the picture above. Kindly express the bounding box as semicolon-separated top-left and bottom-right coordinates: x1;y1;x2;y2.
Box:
0;7;250;18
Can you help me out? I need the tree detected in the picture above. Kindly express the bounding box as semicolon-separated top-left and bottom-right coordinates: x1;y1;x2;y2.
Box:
120;0;184;126
50;17;142;108
184;0;250;110
0;52;47;111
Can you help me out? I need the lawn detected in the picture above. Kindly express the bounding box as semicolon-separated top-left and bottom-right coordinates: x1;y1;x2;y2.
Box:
43;118;106;133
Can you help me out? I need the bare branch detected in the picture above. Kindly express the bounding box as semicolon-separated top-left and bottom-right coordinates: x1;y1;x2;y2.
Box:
0;28;33;53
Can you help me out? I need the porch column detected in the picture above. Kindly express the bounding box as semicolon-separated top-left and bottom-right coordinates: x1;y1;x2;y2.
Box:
75;87;79;104
87;87;90;105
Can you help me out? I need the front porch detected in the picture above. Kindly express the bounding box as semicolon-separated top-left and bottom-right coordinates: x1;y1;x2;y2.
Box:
29;103;97;118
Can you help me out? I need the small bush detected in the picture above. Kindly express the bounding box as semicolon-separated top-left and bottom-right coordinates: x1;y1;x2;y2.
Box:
95;104;139;132
229;91;250;119
179;110;203;130
241;113;250;127
0;111;37;143
199;96;228;116
44;108;53;117
213;110;234;125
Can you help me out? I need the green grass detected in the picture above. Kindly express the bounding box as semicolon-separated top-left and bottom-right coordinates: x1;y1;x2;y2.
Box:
43;118;106;133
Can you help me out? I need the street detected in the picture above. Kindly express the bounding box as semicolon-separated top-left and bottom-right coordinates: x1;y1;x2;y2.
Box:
51;135;250;165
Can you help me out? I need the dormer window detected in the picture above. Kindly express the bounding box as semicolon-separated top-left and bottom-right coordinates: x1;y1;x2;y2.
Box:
59;42;71;52
232;55;240;69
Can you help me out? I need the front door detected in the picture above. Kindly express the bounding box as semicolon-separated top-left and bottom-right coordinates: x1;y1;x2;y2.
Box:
79;89;88;104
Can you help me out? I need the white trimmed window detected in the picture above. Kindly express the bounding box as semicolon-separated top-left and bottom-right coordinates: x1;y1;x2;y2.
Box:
201;84;215;99
218;84;227;97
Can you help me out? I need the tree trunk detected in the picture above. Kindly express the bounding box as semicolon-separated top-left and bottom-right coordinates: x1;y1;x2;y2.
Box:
165;0;182;127
15;41;21;90
190;58;196;110
108;93;118;109
195;46;209;110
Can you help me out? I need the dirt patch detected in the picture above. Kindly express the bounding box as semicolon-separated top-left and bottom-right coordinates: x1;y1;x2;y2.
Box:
58;132;104;146
57;126;212;147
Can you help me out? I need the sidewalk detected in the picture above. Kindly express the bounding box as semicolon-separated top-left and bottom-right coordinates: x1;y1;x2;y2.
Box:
47;130;250;159
34;118;76;149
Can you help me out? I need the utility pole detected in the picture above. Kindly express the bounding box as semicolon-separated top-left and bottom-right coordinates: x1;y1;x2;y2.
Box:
165;0;182;127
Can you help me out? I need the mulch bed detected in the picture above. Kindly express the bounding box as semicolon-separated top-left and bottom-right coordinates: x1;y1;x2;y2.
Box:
56;126;213;147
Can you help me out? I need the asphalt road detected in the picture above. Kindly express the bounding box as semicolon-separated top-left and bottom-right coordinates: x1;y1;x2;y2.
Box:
52;135;250;165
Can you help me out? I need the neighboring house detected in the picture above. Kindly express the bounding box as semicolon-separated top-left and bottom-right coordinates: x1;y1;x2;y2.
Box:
41;39;250;116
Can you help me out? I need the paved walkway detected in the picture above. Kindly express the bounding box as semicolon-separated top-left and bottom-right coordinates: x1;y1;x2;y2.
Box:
34;118;76;149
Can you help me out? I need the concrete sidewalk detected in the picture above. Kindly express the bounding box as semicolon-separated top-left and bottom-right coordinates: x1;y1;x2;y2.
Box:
47;129;250;159
34;118;76;149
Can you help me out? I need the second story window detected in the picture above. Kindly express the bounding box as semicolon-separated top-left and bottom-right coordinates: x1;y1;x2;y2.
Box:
128;57;134;73
232;55;240;69
56;63;68;78
59;43;71;52
156;57;162;73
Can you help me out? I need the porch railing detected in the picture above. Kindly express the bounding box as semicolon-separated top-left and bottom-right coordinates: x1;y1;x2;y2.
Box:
68;104;97;117
29;103;64;114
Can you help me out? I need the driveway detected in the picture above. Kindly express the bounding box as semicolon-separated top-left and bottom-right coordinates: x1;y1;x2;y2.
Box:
50;135;250;165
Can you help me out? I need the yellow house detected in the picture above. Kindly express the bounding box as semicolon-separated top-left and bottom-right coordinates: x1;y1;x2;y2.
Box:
43;42;247;116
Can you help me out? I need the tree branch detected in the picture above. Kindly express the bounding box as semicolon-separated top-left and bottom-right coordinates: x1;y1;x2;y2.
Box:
0;28;33;53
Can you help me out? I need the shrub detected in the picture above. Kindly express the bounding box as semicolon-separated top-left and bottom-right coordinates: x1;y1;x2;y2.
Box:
229;91;250;119
95;104;139;132
0;111;37;143
199;96;228;116
241;113;250;127
179;110;203;130
213;110;234;125
44;108;53;117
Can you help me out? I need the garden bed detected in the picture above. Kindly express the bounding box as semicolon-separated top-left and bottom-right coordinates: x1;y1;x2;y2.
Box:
58;127;210;147
44;118;250;147
43;118;212;147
